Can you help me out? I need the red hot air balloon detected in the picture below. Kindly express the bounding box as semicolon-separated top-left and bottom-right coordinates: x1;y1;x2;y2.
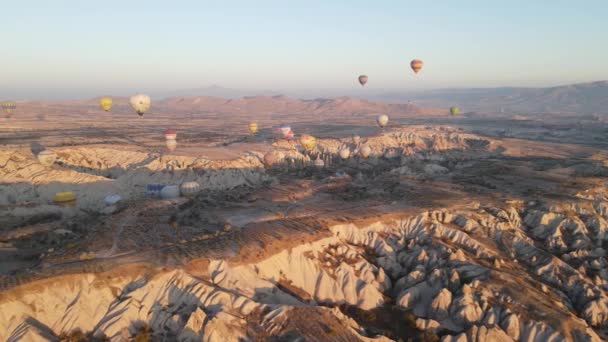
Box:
410;59;424;74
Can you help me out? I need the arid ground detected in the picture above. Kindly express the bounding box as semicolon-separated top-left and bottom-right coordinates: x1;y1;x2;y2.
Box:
1;96;608;341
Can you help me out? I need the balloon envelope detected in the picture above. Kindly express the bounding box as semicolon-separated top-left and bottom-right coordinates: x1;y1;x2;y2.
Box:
164;129;177;140
180;182;200;197
279;125;293;139
410;59;424;74
1;101;16;117
339;148;350;160
358;75;368;86
248;122;258;134
129;94;151;116
99;97;112;111
360;145;372;158
314;157;325;168
166;139;177;151
53;192;76;206
450;106;460;116
299;134;316;151
376;114;389;128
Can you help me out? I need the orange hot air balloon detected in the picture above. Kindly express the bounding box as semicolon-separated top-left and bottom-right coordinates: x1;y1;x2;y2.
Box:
410;59;424;74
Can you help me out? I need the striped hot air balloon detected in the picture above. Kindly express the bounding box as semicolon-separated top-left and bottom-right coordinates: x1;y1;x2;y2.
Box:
410;59;424;74
180;181;200;197
1;101;16;117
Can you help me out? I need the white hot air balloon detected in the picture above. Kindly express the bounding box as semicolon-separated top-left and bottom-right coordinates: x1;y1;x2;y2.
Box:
339;148;350;160
376;114;389;128
129;94;151;116
180;181;200;197
360;145;372;158
37;150;57;167
160;185;181;199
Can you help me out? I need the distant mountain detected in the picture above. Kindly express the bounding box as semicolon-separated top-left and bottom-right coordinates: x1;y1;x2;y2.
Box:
164;85;280;99
376;81;608;114
157;95;437;116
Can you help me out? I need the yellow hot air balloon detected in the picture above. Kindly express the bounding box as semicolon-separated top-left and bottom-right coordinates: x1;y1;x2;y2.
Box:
1;101;16;117
53;191;76;206
299;134;317;151
248;122;258;134
410;59;424;74
99;97;113;112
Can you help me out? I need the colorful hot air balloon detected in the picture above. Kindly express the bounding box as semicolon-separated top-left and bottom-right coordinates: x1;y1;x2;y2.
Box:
180;181;200;197
299;134;316;151
129;94;151;116
279;124;294;140
450;106;460;116
248;122;258;134
164;129;177;140
1;101;16;117
99;97;113;112
376;114;389;128
358;75;368;86
410;59;424;74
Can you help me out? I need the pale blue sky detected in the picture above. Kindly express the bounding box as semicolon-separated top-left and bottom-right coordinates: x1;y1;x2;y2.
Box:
1;0;607;98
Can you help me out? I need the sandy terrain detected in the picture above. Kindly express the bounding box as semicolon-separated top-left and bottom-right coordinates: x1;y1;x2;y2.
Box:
1;97;608;341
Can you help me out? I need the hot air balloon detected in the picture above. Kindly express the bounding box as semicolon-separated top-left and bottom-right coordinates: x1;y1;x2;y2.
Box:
146;184;165;198
279;124;294;140
37;150;57;167
360;145;371;158
99;97;113;112
376;114;389;128
129;94;151;116
1;101;16;117
248;122;258;134
166;139;177;152
339;148;350;160
299;134;316;151
352;134;361;145
164;129;177;140
53;192;76;206
450;106;460;116
180;181;200;197
410;59;424;74
358;75;368;86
